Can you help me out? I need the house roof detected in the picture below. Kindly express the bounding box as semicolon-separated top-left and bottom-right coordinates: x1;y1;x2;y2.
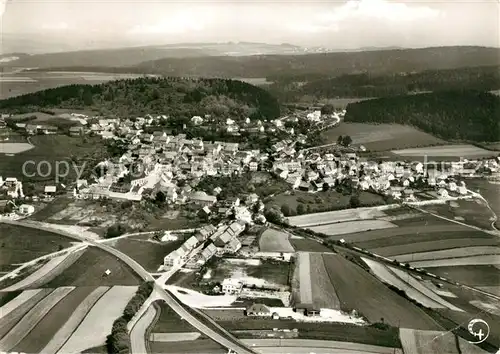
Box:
246;303;271;313
44;186;57;193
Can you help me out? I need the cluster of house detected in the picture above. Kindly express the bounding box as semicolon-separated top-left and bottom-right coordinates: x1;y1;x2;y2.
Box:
0;177;24;199
163;221;246;269
271;145;500;201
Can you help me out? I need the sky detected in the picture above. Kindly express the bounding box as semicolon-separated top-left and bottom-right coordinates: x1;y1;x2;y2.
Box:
0;0;498;53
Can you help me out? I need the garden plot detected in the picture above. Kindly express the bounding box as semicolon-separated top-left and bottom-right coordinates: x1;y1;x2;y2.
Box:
410;254;500;268
1;247;86;291
0;287;74;351
399;328;459;354
258;228;294;252
41;286;110;353
57;285;137;353
309;220;397;236
287;207;390;228
392;246;500;263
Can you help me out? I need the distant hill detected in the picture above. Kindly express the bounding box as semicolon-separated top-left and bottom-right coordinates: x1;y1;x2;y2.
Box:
344;90;500;142
0;77;281;120
0;42;308;69
134;46;500;78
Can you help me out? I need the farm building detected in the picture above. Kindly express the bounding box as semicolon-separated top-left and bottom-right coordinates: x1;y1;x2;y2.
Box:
18;204;35;215
294;303;321;317
245;303;275;317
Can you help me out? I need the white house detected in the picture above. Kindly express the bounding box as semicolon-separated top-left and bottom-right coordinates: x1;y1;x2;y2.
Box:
19;204;35;215
221;278;243;294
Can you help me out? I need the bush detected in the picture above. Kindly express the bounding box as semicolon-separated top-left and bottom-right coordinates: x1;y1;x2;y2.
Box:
105;223;127;239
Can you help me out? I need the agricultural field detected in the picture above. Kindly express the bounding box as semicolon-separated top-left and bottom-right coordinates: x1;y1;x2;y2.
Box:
308;219;397;236
421;198;497;231
409;254;500;268
287;205;391;228
362;258;463;312
392;144;494;159
108;236;183;272
201;258;290;290
392;246;500;263
467;179;500;229
399;328;486;354
44;246;141;287
270;190;385;217
0;134;107;181
319;254;442;330
0;285;135;353
258;227;294;252
321;123;445;151
289;237;333;253
0;223;73;271
1;246;87;291
0;143;33;154
428;265;500;288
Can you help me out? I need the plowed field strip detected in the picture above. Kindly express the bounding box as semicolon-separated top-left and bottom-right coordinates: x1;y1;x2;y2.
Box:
0;287;74;351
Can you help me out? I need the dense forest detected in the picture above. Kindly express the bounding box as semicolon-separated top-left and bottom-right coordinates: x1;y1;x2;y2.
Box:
269;66;500;100
344;90;500;142
0;77;280;120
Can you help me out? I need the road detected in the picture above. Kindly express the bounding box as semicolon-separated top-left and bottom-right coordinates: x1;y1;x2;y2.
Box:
130;303;157;354
0;219;256;354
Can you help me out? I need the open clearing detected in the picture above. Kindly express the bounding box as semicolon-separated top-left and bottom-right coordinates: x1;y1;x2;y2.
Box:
58;285;137;353
392;144;493;158
399;328;462;354
1;247;86;291
287;206;390;228
320;254;441;330
258;227;294;252
40;286;109;354
44;246;141;287
309;220;397;236
321;123;445;151
0;223;72;271
392;246;500;263
410;254;500;268
0;286;74;351
0;143;33;154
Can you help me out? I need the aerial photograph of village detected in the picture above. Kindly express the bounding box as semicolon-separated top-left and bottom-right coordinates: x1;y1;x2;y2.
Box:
0;0;499;354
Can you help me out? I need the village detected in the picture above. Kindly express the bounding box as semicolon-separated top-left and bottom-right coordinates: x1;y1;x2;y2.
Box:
1;108;500;321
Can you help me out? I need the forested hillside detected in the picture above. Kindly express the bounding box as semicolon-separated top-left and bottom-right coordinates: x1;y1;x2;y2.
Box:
0;77;280;120
344;91;500;142
271;66;500;100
